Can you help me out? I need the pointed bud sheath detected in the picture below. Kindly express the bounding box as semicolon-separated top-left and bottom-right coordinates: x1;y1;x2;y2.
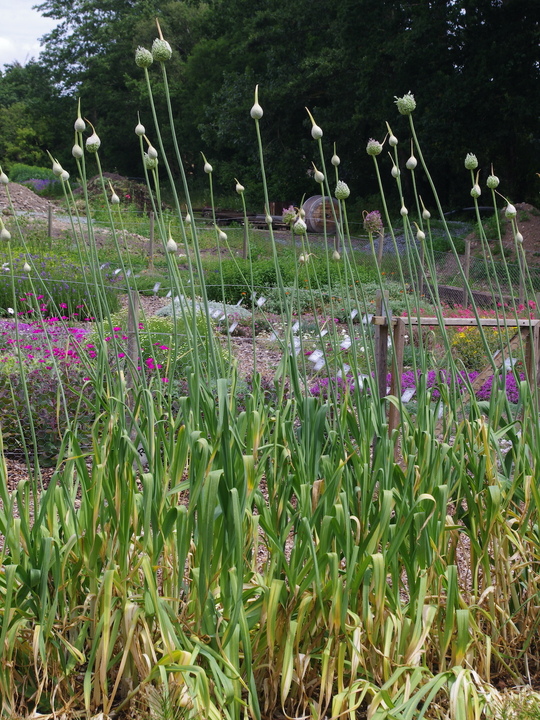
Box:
51;158;63;177
250;85;263;119
23;262;31;272
422;208;431;220
487;174;499;189
74;99;85;132
406;155;417;170
335;180;350;200
185;212;191;224
505;203;517;218
72;144;83;159
516;231;524;243
111;192;120;205
395;91;416;115
0;170;8;184
416;229;426;242
136;46;154;67
389;134;398;147
306;107;323;139
235;179;245;194
294;218;307;235
332;249;341;261
312;163;324;183
201;153;213;173
400;205;408;217
166;236;177;253
147;145;158;160
331;154;340;167
86;124;101;153
218;228;228;242
391;165;400;178
135;122;145;136
0;222;11;240
464;153;478;170
299;207;306;219
61;170;70;182
152;38;172;62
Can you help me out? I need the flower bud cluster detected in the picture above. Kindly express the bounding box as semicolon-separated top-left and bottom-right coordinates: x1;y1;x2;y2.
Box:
363;210;383;235
334;180;350;200
395;92;416;115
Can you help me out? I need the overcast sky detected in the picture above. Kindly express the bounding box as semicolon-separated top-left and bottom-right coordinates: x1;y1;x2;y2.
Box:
0;0;58;69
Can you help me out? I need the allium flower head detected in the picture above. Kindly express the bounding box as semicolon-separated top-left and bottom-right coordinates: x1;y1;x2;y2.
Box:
366;139;383;156
334;180;350;200
144;153;158;170
293;218;307;235
136;46;154;68
282;205;297;225
152;38;172;62
505;203;517;218
487;174;499;189
85;121;101;153
464;153;478;170
363;210;383;235
395;92;416;115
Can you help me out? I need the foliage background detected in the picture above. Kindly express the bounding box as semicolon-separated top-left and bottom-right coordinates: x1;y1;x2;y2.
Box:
1;0;539;208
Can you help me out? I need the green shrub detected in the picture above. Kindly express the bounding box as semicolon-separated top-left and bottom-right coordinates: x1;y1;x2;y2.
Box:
451;326;501;371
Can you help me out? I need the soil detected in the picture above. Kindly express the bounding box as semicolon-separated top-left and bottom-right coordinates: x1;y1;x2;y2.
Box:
467;202;540;267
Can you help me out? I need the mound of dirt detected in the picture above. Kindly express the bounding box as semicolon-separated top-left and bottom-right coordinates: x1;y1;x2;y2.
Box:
0;182;55;216
470;202;540;268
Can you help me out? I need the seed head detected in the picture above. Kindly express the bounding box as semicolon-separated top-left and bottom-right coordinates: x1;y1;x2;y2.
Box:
282;205;296;225
363;210;383;235
395;92;416;115
366;138;383;156
464;153;478;170
152;38;172;62
334;180;350;200
250;85;263;120
136;46;154;68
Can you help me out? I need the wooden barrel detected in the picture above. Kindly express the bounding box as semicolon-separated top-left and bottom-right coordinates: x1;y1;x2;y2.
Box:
302;195;339;233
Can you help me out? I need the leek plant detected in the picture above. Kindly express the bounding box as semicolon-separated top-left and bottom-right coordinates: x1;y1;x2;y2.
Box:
0;27;539;720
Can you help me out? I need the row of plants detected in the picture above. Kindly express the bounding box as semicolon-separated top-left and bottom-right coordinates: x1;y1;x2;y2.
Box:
0;26;539;720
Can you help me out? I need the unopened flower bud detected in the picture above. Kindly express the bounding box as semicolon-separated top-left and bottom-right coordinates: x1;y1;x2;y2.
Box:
515;231;523;243
470;184;481;198
235;178;244;194
391;165;400;178
166;237;177;253
335;180;350;200
152;38;172;62
312;163;324;183
147;145;158;160
0;225;11;241
135;46;154;68
217;227;228;242
406;155;417;170
299;207;306;219
389;134;398;147
294;218;307;235
306;107;323;139
185;212;191;225
23;261;31;272
332;249;341;261
61;170;70;182
203;158;212;174
144;153;158;170
51;158;63;177
135;122;145;136
464;153;478;170
266;214;273;225
505;203;517;218
0;170;8;184
366;139;383;156
72;144;83;159
111;192;120;205
400;205;408;217
416;229;426;242
250;85;263;119
74;117;86;133
422;208;431;220
395;92;416;115
487;174;499;189
86;125;101;153
298;254;306;263
331;154;340;167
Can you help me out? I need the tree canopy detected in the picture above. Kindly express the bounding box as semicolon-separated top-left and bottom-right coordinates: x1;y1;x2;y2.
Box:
0;0;538;208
